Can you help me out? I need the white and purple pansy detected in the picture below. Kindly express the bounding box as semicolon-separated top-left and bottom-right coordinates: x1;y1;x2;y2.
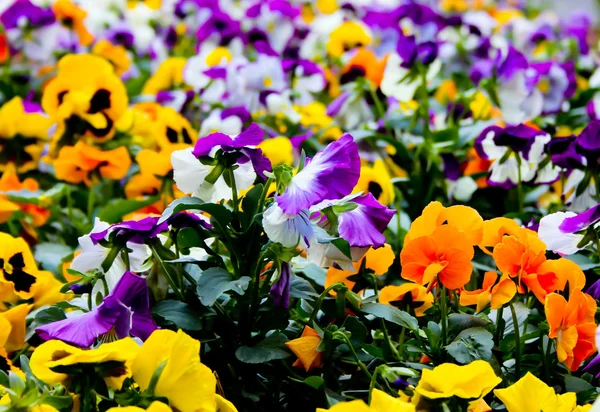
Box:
172;123;271;202
539;203;600;255
527;61;576;114
474;124;560;189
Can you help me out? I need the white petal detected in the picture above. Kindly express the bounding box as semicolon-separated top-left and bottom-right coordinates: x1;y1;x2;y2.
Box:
171;147;211;198
538;212;583;255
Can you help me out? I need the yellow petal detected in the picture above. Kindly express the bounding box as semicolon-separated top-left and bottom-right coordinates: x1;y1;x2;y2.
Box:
370;389;415;411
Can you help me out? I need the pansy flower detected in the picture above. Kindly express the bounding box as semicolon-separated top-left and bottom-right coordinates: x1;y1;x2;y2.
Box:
283;59;326;105
172;123;271;203
352;159;395;205
199;107;248;138
529;61;576;114
42;54;128;152
495;373;583;412
459;271;516;313
285;326;323;372
0;97;52;174
327;21;371;58
92;39;131;77
142;57;187;95
0;233;68;309
545;289;597;371
379;282;434;317
0;303;32;352
474;123;559;189
30;337;140;390
325;244;394;293
37;271;158;347
52;0;94;46
131;329;236;412
53;142;131;186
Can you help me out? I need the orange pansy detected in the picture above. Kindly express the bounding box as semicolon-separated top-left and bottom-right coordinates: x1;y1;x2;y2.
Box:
545;290;597;371
459;271;516;313
341;48;388;86
52;0;93;46
53;142;131;186
401;225;474;290
285;326;323;372
404;201;483;246
492;228;554;302
325;244;394;293
379;283;434;316
478;217;521;255
537;258;585;296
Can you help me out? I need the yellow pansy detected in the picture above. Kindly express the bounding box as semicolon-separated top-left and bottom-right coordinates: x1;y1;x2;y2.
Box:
415;360;501;400
0;304;32;352
317;400;372;412
379;283;434;317
0;97;51;173
470;92;493;120
30;338;140;389
258;137;294;166
327;22;371;57
353;159;395;205
142;57;187;95
53;0;93;46
107;401;173;412
131;329;235;412
42;54;128;149
370;389;415;411
494;373;581;412
435;80;457;104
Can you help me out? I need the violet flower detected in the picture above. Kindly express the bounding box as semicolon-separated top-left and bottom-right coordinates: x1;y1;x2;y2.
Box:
36;271;158;347
1;0;55;30
270;261;291;309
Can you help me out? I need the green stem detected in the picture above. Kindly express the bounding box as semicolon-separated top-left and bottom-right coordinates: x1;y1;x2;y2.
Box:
440;285;448;346
338;333;372;381
516;155;524;213
306;283;343;330
419;64;431;144
87;184;96;221
380;319;401;360
150;245;185;300
510;303;521;378
495;306;504;343
227;168;239;211
540;332;550;383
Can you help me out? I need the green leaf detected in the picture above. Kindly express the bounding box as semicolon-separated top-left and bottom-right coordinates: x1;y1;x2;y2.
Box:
360;303;418;331
196;268;250;306
290;376;325;390
565;375;594;393
445;327;494;364
34;306;67;326
289;276;318;300
42;396;75;411
159;197;232;228
235;332;291;364
448;314;490;335
97;196;160;223
342;316;367;346
34;243;72;275
240;183;263;229
331;238;352;260
152;300;203;331
177;227;206;249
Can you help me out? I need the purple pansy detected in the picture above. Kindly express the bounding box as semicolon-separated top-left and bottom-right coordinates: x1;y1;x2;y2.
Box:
36;271;158;347
336;194;395;249
576;120;600;159
1;0;55;30
90;216;169;245
276;134;360;215
192;122;272;179
270;261;291;309
529;61;576;114
547;136;585;169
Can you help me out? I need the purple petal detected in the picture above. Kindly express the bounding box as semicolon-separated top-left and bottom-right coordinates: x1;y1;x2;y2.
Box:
270;261;291;309
576;120;600;155
276;134;360;215
192;132;235;157
240;147;272;179
338;193;395;248
36;298;128;348
586;279;600;300
326;91;350;117
559;203;600;233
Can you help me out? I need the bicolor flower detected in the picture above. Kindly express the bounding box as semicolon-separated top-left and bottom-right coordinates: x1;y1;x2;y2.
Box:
42;54;128;151
352;159;395;205
30;337;140;390
545;289;597;371
379;282;434;317
325;244;395;293
0;97;51;174
529;61;576;114
474;124;559;189
53;142;131;186
172;123;270;202
36;271;158;348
